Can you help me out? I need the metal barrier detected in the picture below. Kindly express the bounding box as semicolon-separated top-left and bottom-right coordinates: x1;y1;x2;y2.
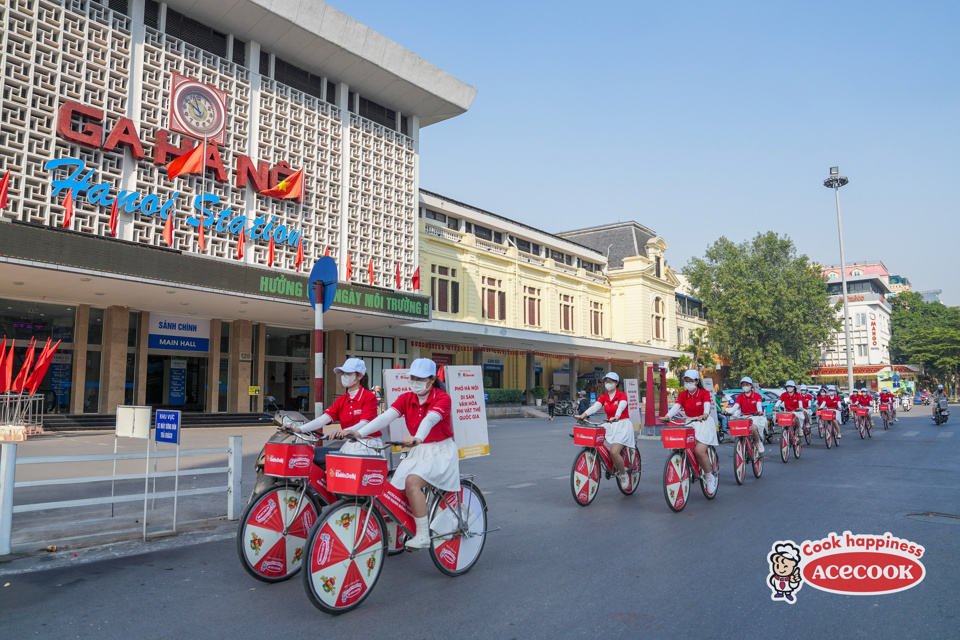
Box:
0;436;242;556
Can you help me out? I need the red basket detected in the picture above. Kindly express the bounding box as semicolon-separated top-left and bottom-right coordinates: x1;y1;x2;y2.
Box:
728;419;753;436
661;427;695;449
776;413;796;427
573;426;605;447
879;404;890;411
263;442;314;478
326;454;389;496
854;407;869;416
818;409;838;420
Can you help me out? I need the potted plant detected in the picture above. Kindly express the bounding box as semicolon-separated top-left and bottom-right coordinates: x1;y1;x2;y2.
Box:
530;386;546;406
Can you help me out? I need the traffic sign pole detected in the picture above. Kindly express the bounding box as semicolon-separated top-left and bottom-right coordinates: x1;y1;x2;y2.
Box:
314;281;324;415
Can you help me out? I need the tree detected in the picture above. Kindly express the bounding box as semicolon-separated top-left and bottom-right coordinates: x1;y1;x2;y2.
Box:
668;354;691;380
683;232;839;386
685;328;716;371
889;292;960;397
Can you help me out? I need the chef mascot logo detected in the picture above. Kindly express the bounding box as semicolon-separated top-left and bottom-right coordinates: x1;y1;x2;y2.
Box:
767;541;803;603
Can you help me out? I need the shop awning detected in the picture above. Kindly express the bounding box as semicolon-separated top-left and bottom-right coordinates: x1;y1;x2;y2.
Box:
809;365;921;377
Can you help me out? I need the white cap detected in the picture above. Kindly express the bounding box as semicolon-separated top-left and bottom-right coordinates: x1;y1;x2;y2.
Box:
683;369;699;380
740;376;753;385
334;358;366;376
800;384;807;391
786;380;796;388
409;358;437;378
604;372;620;383
827;385;836;391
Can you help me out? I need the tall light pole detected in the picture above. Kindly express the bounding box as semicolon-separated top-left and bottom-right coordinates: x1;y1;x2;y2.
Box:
824;166;854;392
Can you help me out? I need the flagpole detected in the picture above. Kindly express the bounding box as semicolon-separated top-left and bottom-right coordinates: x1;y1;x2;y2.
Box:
199;135;207;252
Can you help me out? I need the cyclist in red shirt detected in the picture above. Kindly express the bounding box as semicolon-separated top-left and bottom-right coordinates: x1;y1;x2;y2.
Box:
576;372;633;485
852;388;874;428
724;376;765;454
342;358;458;549
799;384;815;431
295;358;382;455
773;380;806;435
818;385;843;438
878;388;898;422
660;369;718;494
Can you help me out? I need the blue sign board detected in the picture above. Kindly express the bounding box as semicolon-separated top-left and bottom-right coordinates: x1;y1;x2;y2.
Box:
148;315;210;352
308;256;339;312
169;359;187;405
484;392;489;402
155;409;181;444
590;392;597;403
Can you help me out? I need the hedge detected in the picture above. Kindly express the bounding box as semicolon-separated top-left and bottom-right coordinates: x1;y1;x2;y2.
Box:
487;388;522;404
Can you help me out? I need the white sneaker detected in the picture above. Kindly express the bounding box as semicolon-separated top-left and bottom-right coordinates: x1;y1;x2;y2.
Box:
618;472;630;486
404;531;431;550
705;472;717;494
757;440;765;454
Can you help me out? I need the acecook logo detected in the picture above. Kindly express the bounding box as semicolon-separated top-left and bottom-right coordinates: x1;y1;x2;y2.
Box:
800;532;925;595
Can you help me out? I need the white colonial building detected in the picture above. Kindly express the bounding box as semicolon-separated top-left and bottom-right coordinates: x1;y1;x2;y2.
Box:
820;271;893;367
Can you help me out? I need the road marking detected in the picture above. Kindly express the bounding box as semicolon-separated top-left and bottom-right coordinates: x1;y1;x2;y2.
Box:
937;431;953;438
903;431;919;437
507;483;535;489
554;475;568;480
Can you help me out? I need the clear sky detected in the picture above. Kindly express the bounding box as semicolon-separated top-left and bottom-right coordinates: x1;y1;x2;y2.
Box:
333;0;959;305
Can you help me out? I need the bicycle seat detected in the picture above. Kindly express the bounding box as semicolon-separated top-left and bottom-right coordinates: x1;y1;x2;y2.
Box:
312;446;339;469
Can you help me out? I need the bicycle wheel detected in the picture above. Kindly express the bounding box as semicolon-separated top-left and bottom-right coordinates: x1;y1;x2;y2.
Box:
302;499;387;615
752;442;764;478
793;428;802;459
780;430;789;463
825;422;832;449
867;418;873;438
429;480;488;577
701;447;719;500
617;446;642;495
237;483;321;583
804;425;811;446
818;421;824;439
833;422;841;446
663;451;690;512
858;419;866;439
571;448;601;506
382;513;407;556
734;438;746;485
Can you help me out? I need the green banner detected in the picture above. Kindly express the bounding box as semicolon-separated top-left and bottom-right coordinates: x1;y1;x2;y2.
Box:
257;274;430;319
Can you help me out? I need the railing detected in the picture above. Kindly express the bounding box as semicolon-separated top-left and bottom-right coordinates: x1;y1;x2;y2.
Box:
424;222;464;243
0;436;242;555
518;251;545;266
554;262;576;275
475;238;508;255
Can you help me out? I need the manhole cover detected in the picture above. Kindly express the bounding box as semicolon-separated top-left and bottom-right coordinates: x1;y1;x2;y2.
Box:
905;512;960;526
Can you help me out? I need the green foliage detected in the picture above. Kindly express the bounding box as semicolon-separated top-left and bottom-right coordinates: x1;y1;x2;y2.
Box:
486;388;522;404
576;378;589;391
483;375;494;389
684;232;839;386
889;291;960;394
530;385;547;399
685;328;717;370
669;354;691;380
666;378;680;390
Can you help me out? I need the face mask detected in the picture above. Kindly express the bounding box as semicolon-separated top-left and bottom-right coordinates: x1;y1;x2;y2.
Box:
684;382;697;392
828;391;836;397
410;380;428;395
742;386;751;393
786;387;795;394
340;374;356;388
605;382;617;391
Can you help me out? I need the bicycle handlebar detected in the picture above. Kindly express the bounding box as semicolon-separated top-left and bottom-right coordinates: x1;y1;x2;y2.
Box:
278;427;324;443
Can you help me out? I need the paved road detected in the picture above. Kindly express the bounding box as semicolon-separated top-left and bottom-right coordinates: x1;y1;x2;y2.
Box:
2;410;958;639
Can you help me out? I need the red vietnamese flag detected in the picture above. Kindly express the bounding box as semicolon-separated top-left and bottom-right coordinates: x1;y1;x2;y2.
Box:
267;235;275;267
437;366;445;383
295;235;304;271
62;189;74;228
165;143;204;180
0;170;10;209
12;337;36;393
323;246;330;257
412;267;420;291
236;226;245;260
368;259;374;286
162;212;174;247
26;339;60;396
1;340;14;393
23;338;52;395
0;337;6;392
197;214;206;252
259;168;304;201
395;263;401;289
109;197;119;237
345;253;353;281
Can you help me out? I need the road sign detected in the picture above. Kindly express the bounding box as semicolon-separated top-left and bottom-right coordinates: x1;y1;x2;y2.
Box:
155;410;181;445
308;256;339;311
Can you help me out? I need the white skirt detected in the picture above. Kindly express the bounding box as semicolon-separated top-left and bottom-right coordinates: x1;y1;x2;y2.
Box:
694;414;719;447
789;410;806;427
749;415;767;433
390;439;460;493
339;436;385;458
603;419;635;448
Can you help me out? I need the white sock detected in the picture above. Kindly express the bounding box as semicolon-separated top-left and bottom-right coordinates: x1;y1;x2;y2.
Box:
413;516;429;538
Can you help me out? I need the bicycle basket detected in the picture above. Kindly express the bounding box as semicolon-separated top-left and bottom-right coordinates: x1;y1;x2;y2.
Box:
661;427;695;449
727;419;753;437
326;454;389;496
573;426;605;447
854;407;869;416
264;442;314;478
776;413;796;427
879;404;890;412
817;409;838;420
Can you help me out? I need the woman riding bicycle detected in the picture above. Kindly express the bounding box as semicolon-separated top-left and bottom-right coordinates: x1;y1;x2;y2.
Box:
818;385;843;439
575;372;633;486
878;388;898;423
799;384;814;430
339;358;458;550
290;358;383;456
773;380;805;435
724;376;765;454
659;369;718;494
851;388;874;428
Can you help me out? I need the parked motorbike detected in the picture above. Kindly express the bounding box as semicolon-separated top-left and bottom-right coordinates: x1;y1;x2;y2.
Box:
249;396;310;500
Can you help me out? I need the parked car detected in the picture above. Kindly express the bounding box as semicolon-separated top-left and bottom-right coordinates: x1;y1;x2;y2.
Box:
721;388;780;422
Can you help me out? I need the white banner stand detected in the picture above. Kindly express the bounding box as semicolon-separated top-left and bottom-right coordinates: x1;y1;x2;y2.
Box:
114;405;152;540
446;366;490;459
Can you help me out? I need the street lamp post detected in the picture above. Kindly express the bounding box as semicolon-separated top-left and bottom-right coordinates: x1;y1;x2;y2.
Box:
824;167;854;392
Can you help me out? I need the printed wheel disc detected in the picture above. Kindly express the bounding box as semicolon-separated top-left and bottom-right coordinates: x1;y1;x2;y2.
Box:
752;445;763;478
663;452;690;512
780;432;789;463
734;439;745;485
430;482;488;576
617;447;642;495
571;449;600;506
240;486;317;581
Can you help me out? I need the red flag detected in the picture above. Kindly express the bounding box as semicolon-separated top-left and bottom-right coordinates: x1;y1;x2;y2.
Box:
63;189;74;228
12;337;36;393
0;337;6;393
23;338;51;394
197;214;206;252
165;143;204;180
323;246;330;257
395;263;402;289
162;212;174;247
259;168;304;201
236;225;245;260
0;170;10;209
295;235;304;271
345;253;353;281
368;259;374;286
109;197;119;237
412;266;421;291
437;366;445;383
267;235;275;267
26;339;60;396
1;341;13;393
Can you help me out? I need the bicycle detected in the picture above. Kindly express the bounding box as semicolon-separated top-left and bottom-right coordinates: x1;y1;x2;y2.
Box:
570;418;641;506
817;409;841;449
878;403;893;430
302;440;493;614
774;412;801;462
852;407;870;438
660;418;719;512
728;417;763;485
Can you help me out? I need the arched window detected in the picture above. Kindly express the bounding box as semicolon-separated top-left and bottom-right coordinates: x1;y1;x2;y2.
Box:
652;297;665;340
828;272;838;279
852;269;862;277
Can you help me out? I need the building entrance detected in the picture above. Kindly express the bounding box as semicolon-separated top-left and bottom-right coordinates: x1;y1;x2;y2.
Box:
146;355;208;412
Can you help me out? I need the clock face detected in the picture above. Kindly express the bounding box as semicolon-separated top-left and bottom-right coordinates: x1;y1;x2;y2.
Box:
172;83;225;138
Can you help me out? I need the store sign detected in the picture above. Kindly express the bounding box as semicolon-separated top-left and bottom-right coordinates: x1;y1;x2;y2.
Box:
155;410;181;445
256;275;429;319
483;357;504;372
148;315;210;352
869;313;879;349
169;358;187;406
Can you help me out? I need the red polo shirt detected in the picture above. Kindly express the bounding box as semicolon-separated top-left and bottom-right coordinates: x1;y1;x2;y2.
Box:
820;395;842;409
325;387;379;435
598;390;628;420
391;387;454;443
779;392;803;412
735;391;764;415
675;388;712;417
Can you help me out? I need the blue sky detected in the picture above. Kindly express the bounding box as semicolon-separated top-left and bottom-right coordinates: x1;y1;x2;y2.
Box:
333;0;959;305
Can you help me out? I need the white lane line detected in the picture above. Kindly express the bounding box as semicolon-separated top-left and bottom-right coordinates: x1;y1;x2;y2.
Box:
554;475;569;480
903;431;920;437
937;431;954;438
507;483;535;489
